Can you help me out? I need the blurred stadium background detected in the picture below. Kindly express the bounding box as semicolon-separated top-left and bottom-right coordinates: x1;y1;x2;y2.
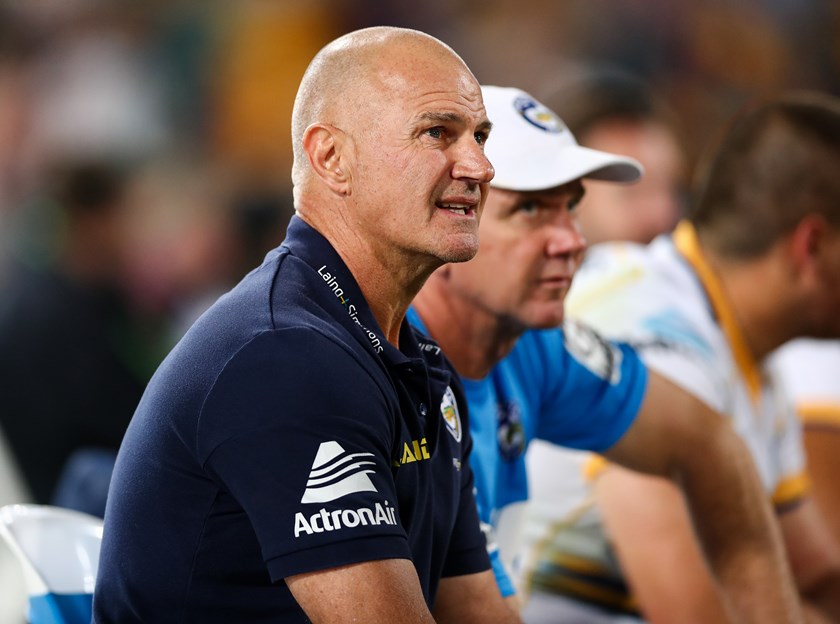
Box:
0;0;839;620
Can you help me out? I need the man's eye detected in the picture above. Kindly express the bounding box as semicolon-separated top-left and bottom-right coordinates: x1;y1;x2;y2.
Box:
474;131;487;145
426;127;444;139
518;201;539;215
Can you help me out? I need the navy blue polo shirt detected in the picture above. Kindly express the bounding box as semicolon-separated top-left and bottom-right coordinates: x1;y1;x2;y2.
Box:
93;216;489;623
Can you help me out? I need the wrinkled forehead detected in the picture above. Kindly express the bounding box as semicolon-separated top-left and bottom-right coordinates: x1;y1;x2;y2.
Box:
370;49;486;121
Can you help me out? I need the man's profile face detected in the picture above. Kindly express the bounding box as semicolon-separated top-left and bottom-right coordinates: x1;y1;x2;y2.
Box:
444;182;587;330
345;49;494;268
576;119;684;246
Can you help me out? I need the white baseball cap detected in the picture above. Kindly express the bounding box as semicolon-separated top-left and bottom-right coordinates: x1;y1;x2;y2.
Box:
482;85;643;191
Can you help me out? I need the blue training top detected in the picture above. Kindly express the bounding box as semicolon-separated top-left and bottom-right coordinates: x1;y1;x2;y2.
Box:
407;309;647;596
94;216;489;623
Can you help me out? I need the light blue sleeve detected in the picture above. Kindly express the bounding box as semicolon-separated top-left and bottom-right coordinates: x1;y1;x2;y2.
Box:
489;544;516;597
517;322;648;451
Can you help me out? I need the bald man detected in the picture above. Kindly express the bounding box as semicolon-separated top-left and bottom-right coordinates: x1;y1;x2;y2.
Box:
93;27;516;623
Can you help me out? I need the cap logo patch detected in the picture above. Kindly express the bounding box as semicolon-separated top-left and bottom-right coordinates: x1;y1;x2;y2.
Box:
513;96;565;134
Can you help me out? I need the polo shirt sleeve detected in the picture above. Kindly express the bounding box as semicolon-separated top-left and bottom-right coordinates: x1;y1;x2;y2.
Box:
765;359;811;513
771;400;809;513
527;324;648;452
196;328;411;582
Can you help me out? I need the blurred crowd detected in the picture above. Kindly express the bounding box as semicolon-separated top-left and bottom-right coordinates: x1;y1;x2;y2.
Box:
0;0;839;617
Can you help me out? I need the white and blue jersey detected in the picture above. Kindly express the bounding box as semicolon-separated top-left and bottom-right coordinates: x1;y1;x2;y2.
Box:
407;310;647;596
519;222;809;618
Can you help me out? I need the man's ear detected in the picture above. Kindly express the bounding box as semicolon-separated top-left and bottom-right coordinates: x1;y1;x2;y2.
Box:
788;213;827;276
302;123;351;196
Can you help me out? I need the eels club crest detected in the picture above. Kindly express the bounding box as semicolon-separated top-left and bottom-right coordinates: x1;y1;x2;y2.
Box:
440;386;462;442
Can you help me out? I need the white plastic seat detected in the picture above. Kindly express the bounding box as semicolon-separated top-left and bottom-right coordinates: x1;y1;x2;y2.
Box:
0;504;103;624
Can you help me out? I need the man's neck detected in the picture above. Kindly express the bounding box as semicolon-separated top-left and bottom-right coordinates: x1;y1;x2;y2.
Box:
704;245;794;363
412;276;523;380
298;209;437;348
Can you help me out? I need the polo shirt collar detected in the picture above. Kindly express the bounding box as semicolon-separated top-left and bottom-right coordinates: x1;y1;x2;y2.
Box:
282;215;427;370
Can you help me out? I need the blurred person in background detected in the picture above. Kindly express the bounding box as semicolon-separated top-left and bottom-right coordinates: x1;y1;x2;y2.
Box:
520;92;840;623
0;1;179;519
113;157;287;338
0;152;290;519
0;0;296;523
540;67;686;246
0;160;166;512
769;339;840;548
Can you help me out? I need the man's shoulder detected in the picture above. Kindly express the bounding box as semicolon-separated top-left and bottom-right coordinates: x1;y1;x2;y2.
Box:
572;239;687;306
568;239;725;397
183;246;373;369
140;250;390;428
570;239;705;335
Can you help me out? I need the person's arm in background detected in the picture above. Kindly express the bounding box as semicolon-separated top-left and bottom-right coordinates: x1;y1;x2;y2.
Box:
771;340;840;618
772;339;840;551
433;570;521;623
602;370;803;624
596;467;840;623
802;417;840;547
780;498;840;621
594;465;737;623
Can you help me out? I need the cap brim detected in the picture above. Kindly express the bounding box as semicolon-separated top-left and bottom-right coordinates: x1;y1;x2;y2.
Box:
491;144;643;192
568;145;643;183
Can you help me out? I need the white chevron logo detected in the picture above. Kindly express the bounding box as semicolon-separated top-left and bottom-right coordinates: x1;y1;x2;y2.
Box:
301;441;377;504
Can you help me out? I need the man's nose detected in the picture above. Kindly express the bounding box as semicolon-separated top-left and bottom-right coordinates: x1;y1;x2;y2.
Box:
545;219;587;259
452;140;495;184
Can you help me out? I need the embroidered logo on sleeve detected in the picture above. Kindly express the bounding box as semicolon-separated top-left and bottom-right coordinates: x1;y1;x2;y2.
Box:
441;386;462;442
300;441;377;503
295;441;398;538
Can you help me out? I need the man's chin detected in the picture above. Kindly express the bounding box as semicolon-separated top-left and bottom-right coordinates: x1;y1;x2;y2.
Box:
437;240;480;264
524;308;566;331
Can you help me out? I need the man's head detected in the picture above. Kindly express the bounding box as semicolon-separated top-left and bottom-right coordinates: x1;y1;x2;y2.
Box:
433;85;642;331
542;68;686;246
690;92;840;338
290;27;494;267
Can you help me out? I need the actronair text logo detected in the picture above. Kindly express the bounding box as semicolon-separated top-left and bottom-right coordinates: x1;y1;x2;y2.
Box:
301;441;377;504
295;441;398;539
294;502;398;537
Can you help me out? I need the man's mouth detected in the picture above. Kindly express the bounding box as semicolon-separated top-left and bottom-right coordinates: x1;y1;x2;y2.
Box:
437;201;476;216
540;275;572;288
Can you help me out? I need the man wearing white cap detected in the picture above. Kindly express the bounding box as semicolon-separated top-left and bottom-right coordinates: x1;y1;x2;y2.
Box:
408;86;801;622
